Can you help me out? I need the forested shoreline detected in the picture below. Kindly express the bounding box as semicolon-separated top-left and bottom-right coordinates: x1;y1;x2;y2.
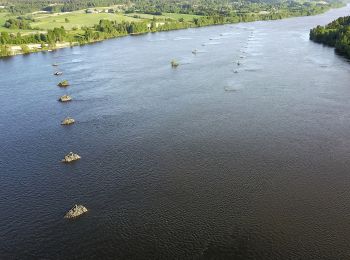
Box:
310;15;350;58
0;0;346;57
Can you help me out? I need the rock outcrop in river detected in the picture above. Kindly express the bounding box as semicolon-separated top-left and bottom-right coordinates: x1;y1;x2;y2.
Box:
58;95;72;102
64;204;88;219
61;117;75;125
58;80;69;87
62;152;81;163
171;60;179;68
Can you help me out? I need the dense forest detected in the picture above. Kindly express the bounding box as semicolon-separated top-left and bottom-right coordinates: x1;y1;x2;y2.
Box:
0;0;344;15
310;16;350;58
129;0;342;17
0;0;126;14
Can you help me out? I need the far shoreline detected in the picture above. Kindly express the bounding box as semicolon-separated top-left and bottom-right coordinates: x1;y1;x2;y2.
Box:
0;4;347;59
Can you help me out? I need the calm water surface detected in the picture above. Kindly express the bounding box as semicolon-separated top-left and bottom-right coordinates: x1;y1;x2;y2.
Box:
1;5;350;259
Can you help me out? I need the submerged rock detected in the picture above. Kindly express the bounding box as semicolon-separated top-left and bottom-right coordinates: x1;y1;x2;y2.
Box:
171;59;179;68
61;117;75;125
192;49;198;54
62;152;81;163
224;86;238;92
58;80;69;87
58;95;72;102
64;204;88;219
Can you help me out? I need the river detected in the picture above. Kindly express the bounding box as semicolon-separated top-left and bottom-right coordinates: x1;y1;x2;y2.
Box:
1;5;350;259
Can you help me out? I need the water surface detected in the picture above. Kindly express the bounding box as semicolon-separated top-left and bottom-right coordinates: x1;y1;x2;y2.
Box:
1;5;350;259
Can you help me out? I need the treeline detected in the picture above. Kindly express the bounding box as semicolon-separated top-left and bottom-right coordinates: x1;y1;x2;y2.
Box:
3;0;58;14
4;17;32;29
0;27;71;45
310;16;350;58
0;0;127;14
42;0;126;13
88;18;191;38
130;0;343;18
0;19;190;52
1;0;344;16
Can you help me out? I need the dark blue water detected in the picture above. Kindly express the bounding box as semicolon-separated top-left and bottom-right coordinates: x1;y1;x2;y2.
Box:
1;5;350;259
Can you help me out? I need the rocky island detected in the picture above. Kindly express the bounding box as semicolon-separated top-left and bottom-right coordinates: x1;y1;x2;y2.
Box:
62;152;81;163
64;204;88;219
58;80;70;87
171;60;179;68
61;117;75;125
58;95;72;102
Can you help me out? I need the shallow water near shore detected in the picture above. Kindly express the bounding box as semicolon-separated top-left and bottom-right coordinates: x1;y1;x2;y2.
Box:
1;5;350;259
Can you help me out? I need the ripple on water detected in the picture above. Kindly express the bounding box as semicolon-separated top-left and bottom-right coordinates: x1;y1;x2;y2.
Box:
244;67;263;72
173;37;192;41
147;38;167;42
202;41;222;46
71;59;83;63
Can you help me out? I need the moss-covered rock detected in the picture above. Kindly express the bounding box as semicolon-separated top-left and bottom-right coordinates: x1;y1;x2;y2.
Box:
58;80;69;87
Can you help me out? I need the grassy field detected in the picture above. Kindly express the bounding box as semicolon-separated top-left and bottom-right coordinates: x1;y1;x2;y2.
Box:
0;8;202;34
30;11;141;30
0;13;8;25
124;13;156;19
124;12;201;22
162;13;200;21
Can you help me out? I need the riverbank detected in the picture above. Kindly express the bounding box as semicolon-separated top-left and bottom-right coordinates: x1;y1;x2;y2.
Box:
0;3;346;58
3;42;75;56
310;14;350;59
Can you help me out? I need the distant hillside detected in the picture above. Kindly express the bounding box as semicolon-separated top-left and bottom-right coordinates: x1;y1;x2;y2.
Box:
310;16;350;58
0;0;344;14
